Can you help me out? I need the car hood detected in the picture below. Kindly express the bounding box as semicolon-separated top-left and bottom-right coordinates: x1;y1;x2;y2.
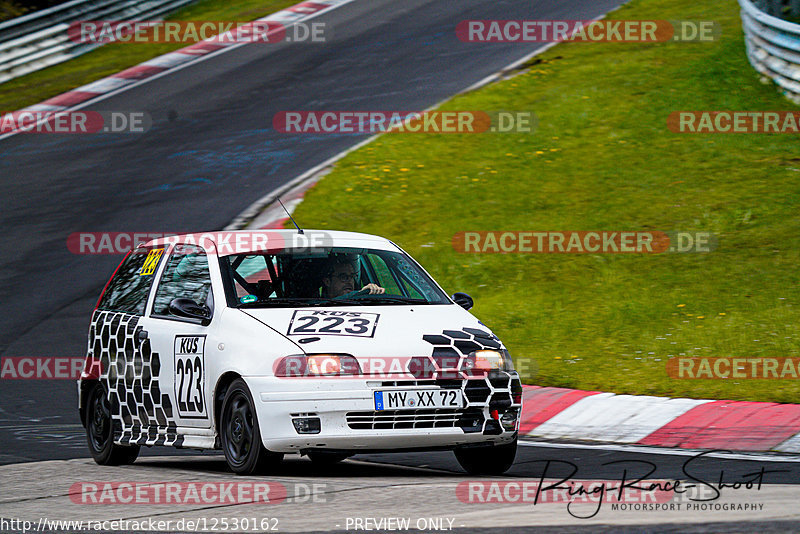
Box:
240;304;505;359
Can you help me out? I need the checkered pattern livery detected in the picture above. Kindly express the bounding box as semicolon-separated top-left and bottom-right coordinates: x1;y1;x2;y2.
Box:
345;328;522;433
421;327;521;434
422;326;504;358
88;310;183;447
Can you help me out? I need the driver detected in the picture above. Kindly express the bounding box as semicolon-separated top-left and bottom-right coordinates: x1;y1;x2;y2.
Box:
322;256;384;298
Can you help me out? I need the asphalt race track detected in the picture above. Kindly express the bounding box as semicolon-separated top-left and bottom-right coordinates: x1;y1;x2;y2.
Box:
0;0;623;466
1;444;799;532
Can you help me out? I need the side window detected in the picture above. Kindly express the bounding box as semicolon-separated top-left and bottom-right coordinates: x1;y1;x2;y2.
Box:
152;244;213;317
388;255;436;300
232;255;274;298
364;252;426;299
97;246;166;315
365;254;402;295
399;277;425;299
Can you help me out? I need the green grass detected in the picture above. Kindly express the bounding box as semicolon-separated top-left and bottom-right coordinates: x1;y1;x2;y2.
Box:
0;0;299;111
290;0;800;403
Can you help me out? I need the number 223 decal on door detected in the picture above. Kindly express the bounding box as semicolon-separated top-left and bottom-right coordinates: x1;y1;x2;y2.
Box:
174;335;207;419
287;310;379;338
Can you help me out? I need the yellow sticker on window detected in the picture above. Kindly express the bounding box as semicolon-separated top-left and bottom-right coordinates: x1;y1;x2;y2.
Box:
139;248;164;276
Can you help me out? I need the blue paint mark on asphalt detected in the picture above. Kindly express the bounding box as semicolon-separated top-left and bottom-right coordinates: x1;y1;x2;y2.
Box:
137;177;211;195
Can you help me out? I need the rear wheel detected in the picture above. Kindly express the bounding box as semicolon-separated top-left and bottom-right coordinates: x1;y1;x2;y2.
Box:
85;383;140;465
220;379;283;475
454;438;517;475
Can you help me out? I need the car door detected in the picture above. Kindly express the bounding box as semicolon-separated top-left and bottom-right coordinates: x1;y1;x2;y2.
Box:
144;242;215;430
90;244;170;446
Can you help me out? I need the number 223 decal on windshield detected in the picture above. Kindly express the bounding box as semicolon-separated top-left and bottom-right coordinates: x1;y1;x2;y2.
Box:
287;310;380;338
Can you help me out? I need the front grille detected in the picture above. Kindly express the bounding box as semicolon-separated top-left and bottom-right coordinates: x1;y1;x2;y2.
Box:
357;372;521;434
347;408;466;430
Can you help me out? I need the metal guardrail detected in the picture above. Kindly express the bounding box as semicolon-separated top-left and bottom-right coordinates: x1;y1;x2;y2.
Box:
752;0;800;20
0;0;197;84
740;0;800;104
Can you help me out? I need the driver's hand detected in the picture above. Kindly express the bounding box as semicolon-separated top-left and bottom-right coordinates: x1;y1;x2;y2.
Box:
361;283;385;294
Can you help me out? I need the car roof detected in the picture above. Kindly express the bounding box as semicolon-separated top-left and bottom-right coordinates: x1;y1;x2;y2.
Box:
143;229;401;256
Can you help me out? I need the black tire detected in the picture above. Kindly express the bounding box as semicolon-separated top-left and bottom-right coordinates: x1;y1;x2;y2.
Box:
454;438;517;475
220;379;283;475
85;383;140;465
306;451;351;465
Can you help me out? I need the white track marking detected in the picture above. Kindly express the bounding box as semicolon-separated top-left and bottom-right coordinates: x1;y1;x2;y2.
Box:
519;439;800;462
774;433;800;453
528;394;713;443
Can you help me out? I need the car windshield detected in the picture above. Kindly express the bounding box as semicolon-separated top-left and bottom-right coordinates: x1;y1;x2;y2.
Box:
221;247;450;307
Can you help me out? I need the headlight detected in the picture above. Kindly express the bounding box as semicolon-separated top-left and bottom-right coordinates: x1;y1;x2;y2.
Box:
274;354;361;377
463;349;514;372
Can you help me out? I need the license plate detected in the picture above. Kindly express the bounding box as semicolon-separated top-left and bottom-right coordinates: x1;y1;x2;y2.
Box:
374;389;463;410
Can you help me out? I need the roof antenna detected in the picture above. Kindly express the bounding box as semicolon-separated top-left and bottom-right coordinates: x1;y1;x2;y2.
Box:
278;198;304;234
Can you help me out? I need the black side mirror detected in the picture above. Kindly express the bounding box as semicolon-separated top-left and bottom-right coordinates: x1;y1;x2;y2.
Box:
451;292;474;310
169;298;212;325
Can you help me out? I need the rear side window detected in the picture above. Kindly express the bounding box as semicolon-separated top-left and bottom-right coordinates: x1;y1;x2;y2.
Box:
152;244;213;317
97;246;166;315
231;255;275;299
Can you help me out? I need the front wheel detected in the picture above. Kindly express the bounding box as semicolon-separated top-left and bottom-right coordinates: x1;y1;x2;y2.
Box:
220;379;283;475
85;383;140;465
454;438;517;475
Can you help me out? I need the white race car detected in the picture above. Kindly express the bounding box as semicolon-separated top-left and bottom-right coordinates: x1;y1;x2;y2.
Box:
78;230;522;475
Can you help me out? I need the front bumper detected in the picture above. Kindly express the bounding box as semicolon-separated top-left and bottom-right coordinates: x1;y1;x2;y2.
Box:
245;371;522;453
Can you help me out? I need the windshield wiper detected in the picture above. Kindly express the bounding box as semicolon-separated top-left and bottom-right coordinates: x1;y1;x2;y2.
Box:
240;297;367;308
239;296;430;308
306;298;365;306
349;296;429;305
239;298;312;308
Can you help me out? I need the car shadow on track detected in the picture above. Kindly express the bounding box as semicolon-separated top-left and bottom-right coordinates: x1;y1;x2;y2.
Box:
132;453;466;478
